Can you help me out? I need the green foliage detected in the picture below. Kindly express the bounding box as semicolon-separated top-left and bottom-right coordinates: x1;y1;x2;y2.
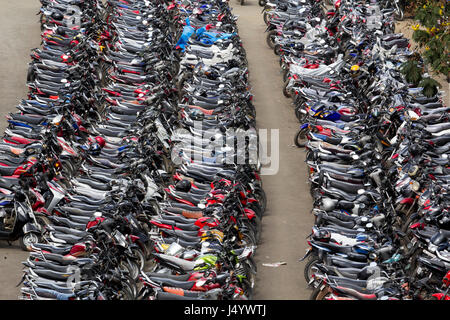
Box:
412;29;430;43
418;77;442;97
400;60;423;86
411;1;449;77
400;58;441;97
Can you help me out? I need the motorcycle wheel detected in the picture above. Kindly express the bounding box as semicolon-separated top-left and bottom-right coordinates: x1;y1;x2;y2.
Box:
282;69;289;83
274;44;282;56
241;278;254;299
394;6;404;21
240;231;258;247
310;285;333;300
303;255;320;283
20;233;39;251
117;285;135;300
295;107;306;122
294;127;308;148
120;258;139;281
266;30;277;49
27;66;35;82
132;248;146;272
282;78;290;97
253;187;267;214
263;12;270;26
249;215;262;244
145;255;159;272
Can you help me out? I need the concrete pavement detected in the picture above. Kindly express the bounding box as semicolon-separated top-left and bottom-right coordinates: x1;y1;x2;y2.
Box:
230;1;314;299
0;0;41;300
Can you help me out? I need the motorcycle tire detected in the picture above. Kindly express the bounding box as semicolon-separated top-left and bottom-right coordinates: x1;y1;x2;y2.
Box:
117;285;135;300
274;44;282;56
303;255;320;283
119;258;139;281
283;79;292;98
282;69;289;83
250;215;262;244
394;5;404;21
27;66;35;83
266;30;277;49
263;12;270;26
310;285;333;300
294;127;308;148
240;230;258;247
132;247;146;271
295;107;306;122
20;233;40;251
253;187;267;214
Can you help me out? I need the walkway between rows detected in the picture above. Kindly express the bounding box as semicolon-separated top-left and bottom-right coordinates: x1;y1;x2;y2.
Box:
231;1;314;300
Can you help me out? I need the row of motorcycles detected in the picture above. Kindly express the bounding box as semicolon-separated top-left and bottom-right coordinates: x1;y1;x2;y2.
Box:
259;0;404;20
6;0;264;300
263;0;449;299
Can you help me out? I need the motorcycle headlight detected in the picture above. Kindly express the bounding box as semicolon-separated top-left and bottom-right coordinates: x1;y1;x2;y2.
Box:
411;180;420;192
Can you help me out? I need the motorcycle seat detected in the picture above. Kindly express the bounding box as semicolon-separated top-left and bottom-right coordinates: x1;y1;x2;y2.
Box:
328;179;364;194
148;277;198;291
152;253;196;271
161;229;201;243
328;256;368;269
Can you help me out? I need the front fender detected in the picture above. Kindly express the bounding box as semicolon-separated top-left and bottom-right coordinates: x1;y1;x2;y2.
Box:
23;222;41;235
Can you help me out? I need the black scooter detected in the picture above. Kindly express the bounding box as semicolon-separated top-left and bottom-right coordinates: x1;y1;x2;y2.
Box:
0;191;42;251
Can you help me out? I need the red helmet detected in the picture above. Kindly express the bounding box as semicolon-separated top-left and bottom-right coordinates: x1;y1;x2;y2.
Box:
94;136;106;148
443;270;450;288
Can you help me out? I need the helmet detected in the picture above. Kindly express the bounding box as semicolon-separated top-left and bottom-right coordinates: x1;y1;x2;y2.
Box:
56;27;66;36
350;64;361;78
323;49;335;63
294;42;305;51
278;3;287;11
443;270;450;288
312;227;331;242
89;143;101;155
350;64;360;72
52;12;64;21
175;179;191;193
94;136;106;148
409;144;421;156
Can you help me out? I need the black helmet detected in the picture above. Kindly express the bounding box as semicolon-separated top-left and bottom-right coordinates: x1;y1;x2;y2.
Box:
409;144;421;156
312;227;331;242
175;179;191;192
56;27;66;36
294;42;305;51
278;3;287;11
118;200;133;212
52;11;64;21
